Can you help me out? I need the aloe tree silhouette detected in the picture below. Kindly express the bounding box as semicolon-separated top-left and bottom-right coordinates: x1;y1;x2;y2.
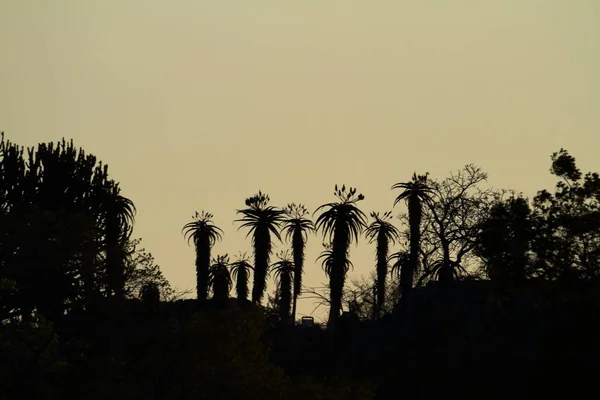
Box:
389;250;410;292
365;211;400;318
392;173;431;300
315;185;366;328
271;250;295;325
282;203;314;324
182;211;223;302
317;243;354;321
102;187;136;299
235;192;285;305
139;282;160;304
230;252;253;303
209;254;231;303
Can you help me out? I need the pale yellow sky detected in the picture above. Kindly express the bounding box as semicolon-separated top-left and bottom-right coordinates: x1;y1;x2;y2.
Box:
1;1;599;321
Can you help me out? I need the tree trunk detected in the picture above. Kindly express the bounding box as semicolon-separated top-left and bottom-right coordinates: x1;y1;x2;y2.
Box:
327;257;344;331
439;240;453;287
196;241;210;302
402;203;420;301
291;295;298;325
291;230;304;326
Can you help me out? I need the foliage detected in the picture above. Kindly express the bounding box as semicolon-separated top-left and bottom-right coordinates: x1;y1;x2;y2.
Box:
124;238;174;302
531;149;600;279
476;194;534;283
0;134;136;320
0;314;63;399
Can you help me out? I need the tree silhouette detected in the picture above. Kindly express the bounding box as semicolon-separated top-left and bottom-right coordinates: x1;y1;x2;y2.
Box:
389;251;410;282
418;166;491;285
282;203;314;323
102;188;136;299
271;250;295;325
139;282;160;304
209;254;232;303
0;134;137;319
182;211;223;302
392;173;431;299
315;185;366;329
230;252;253;303
531;149;600;279
123;238;174;301
235;192;285;305
317;243;353;314
476;195;533;283
365;211;400;318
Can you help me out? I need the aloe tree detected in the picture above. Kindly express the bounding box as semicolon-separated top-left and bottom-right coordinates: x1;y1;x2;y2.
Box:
139;282;160;304
209;254;231;303
365;211;400;318
389;250;410;288
103;188;136;299
230;252;253;303
317;242;354;315
183;211;223;302
315;185;366;328
392;173;431;299
282;203;314;323
271;251;295;325
235;191;285;305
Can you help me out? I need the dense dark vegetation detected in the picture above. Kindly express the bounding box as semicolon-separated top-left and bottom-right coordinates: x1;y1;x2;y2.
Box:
2;132;600;399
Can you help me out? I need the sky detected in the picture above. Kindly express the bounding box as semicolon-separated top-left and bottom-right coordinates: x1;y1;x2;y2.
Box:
1;1;599;321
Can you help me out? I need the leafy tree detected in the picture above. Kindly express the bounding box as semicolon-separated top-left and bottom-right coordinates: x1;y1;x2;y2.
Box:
0;133;135;320
282;203;314;323
230;252;253;303
209;254;232;303
182;211;223;302
315;185;366;328
531;149;600;279
124;238;174;302
235;192;285;305
364;211;400;318
392;173;431;299
476;194;534;283
271;251;295;325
